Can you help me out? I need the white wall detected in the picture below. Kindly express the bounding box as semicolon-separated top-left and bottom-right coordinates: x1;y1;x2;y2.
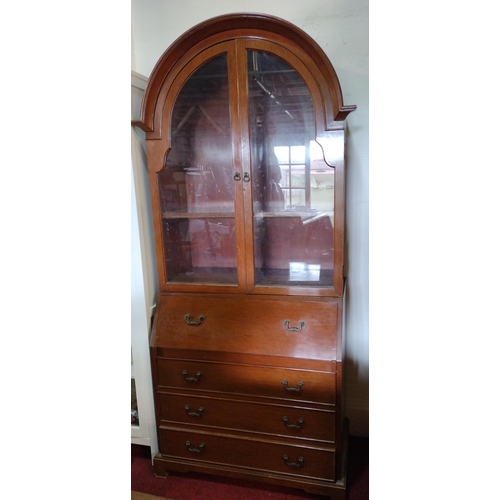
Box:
131;0;369;436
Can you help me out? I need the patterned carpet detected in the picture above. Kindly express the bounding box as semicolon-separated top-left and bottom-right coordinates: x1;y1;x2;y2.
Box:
132;436;368;500
132;492;174;500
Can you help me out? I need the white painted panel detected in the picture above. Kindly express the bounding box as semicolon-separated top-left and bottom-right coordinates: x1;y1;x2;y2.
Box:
131;71;159;455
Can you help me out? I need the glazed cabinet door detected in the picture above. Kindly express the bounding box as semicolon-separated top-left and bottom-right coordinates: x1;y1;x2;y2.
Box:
243;46;338;292
156;47;244;288
150;38;345;296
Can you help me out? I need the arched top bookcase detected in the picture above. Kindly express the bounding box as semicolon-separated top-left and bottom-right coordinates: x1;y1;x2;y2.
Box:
134;14;356;499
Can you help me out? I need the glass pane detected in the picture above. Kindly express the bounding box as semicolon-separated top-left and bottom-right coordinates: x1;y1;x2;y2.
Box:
158;54;237;284
131;378;139;426
248;50;335;287
162;217;237;284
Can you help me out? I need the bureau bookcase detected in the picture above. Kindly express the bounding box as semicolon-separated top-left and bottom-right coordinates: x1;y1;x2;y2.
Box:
133;13;356;499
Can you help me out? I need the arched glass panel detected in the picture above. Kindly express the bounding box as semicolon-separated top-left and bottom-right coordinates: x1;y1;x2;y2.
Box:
247;50;335;287
158;54;237;284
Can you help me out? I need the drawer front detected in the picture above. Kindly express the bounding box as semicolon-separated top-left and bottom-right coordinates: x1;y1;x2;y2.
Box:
159;428;336;481
153;295;340;361
156;358;336;405
158;393;336;442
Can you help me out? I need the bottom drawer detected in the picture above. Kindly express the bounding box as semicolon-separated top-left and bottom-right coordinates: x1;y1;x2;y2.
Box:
159;427;336;481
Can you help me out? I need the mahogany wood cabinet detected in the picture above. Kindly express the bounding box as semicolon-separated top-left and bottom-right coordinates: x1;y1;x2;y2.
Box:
133;13;356;500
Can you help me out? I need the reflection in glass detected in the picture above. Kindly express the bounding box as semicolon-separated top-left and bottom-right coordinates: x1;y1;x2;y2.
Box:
158;54;237;284
248;50;335;287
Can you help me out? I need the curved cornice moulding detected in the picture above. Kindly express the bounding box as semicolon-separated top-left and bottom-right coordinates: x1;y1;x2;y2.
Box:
132;13;356;137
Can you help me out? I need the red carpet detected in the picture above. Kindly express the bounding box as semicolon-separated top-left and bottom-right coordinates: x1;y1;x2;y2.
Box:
132;436;368;500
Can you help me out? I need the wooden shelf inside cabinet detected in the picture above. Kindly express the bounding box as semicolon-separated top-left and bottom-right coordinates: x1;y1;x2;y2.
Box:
162;212;235;218
135;12;355;500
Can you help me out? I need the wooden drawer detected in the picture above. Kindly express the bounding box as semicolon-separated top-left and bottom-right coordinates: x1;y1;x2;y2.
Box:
156;358;336;405
152;294;340;362
158;392;336;442
159;427;336;481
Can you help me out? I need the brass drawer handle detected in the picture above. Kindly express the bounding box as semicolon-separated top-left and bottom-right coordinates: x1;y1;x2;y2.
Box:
282;380;304;392
282;416;304;429
182;370;203;382
283;454;305;467
284;320;306;332
185;441;205;453
184;405;204;417
185;314;205;326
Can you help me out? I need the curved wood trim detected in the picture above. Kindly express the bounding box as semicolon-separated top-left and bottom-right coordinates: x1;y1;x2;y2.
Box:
133;13;356;135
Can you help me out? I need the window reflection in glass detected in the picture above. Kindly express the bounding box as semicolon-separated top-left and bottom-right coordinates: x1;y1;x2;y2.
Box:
248;50;335;287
